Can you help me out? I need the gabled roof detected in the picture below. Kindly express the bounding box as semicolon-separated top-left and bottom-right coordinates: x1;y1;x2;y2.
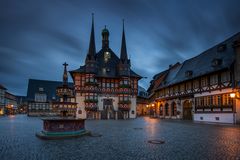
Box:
70;48;142;79
70;18;141;80
168;33;239;85
148;63;180;93
69;65;85;74
149;32;240;92
27;79;73;101
159;63;182;87
147;70;168;93
95;48;120;77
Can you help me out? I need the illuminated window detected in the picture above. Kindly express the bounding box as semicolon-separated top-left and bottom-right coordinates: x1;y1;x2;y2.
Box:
217;95;222;105
212;95;217;106
104;52;111;62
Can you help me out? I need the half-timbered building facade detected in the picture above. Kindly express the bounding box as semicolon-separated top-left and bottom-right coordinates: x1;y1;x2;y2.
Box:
148;33;240;124
70;16;141;119
27;79;73;116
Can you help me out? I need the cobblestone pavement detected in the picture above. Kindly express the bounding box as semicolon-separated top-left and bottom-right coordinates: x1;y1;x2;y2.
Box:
0;115;240;160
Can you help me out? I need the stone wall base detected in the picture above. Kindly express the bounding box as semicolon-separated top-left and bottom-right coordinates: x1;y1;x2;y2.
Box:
193;113;235;124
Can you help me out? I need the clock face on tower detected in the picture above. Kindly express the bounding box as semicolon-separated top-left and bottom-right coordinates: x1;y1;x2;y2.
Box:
104;51;111;62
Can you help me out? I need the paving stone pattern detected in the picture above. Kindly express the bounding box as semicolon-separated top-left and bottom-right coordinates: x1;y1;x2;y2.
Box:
0;115;240;160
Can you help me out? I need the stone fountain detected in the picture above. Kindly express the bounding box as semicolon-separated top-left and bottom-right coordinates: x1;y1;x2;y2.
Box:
36;63;90;139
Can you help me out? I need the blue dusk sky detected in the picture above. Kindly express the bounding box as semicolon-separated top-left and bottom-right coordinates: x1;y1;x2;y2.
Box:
0;0;240;95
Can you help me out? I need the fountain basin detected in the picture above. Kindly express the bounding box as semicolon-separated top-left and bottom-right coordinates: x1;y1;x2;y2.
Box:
36;117;90;140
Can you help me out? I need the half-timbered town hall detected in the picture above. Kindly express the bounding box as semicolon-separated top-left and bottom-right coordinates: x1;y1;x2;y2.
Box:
148;32;240;124
70;16;141;119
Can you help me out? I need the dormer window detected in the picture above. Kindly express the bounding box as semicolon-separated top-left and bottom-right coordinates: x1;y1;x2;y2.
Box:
217;44;226;52
39;87;44;92
211;58;222;67
104;51;111;62
185;70;193;77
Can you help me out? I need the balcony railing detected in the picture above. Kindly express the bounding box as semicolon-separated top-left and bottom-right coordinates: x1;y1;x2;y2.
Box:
85;82;98;86
118;100;131;104
85;105;98;111
84;99;98;103
118;104;131;111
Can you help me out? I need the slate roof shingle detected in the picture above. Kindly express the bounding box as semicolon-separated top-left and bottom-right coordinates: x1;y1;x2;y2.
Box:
70;48;141;78
27;79;73;101
150;32;240;92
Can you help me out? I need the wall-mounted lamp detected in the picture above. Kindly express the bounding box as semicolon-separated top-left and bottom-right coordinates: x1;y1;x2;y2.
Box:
230;93;236;98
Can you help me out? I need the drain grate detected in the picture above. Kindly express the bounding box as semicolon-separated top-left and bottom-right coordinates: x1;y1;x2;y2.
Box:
89;133;102;137
148;140;165;144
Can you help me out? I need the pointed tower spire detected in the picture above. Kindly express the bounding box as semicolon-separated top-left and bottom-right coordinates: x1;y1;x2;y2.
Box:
120;19;128;61
118;19;130;77
63;62;68;86
85;14;98;73
86;13;96;62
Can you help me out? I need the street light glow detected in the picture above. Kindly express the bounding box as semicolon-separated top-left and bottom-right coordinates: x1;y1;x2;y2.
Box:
230;93;236;98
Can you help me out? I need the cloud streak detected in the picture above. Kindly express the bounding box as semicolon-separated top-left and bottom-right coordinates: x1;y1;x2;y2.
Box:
1;0;240;95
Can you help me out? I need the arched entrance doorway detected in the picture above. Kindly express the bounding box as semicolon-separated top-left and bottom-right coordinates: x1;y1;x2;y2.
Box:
165;103;169;116
171;102;177;116
159;104;163;116
183;100;192;120
101;99;115;119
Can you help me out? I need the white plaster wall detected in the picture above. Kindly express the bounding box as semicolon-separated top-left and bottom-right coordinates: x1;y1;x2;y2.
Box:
129;97;136;118
176;99;182;119
194;113;234;124
98;96;103;111
112;97;119;111
76;93;86;119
